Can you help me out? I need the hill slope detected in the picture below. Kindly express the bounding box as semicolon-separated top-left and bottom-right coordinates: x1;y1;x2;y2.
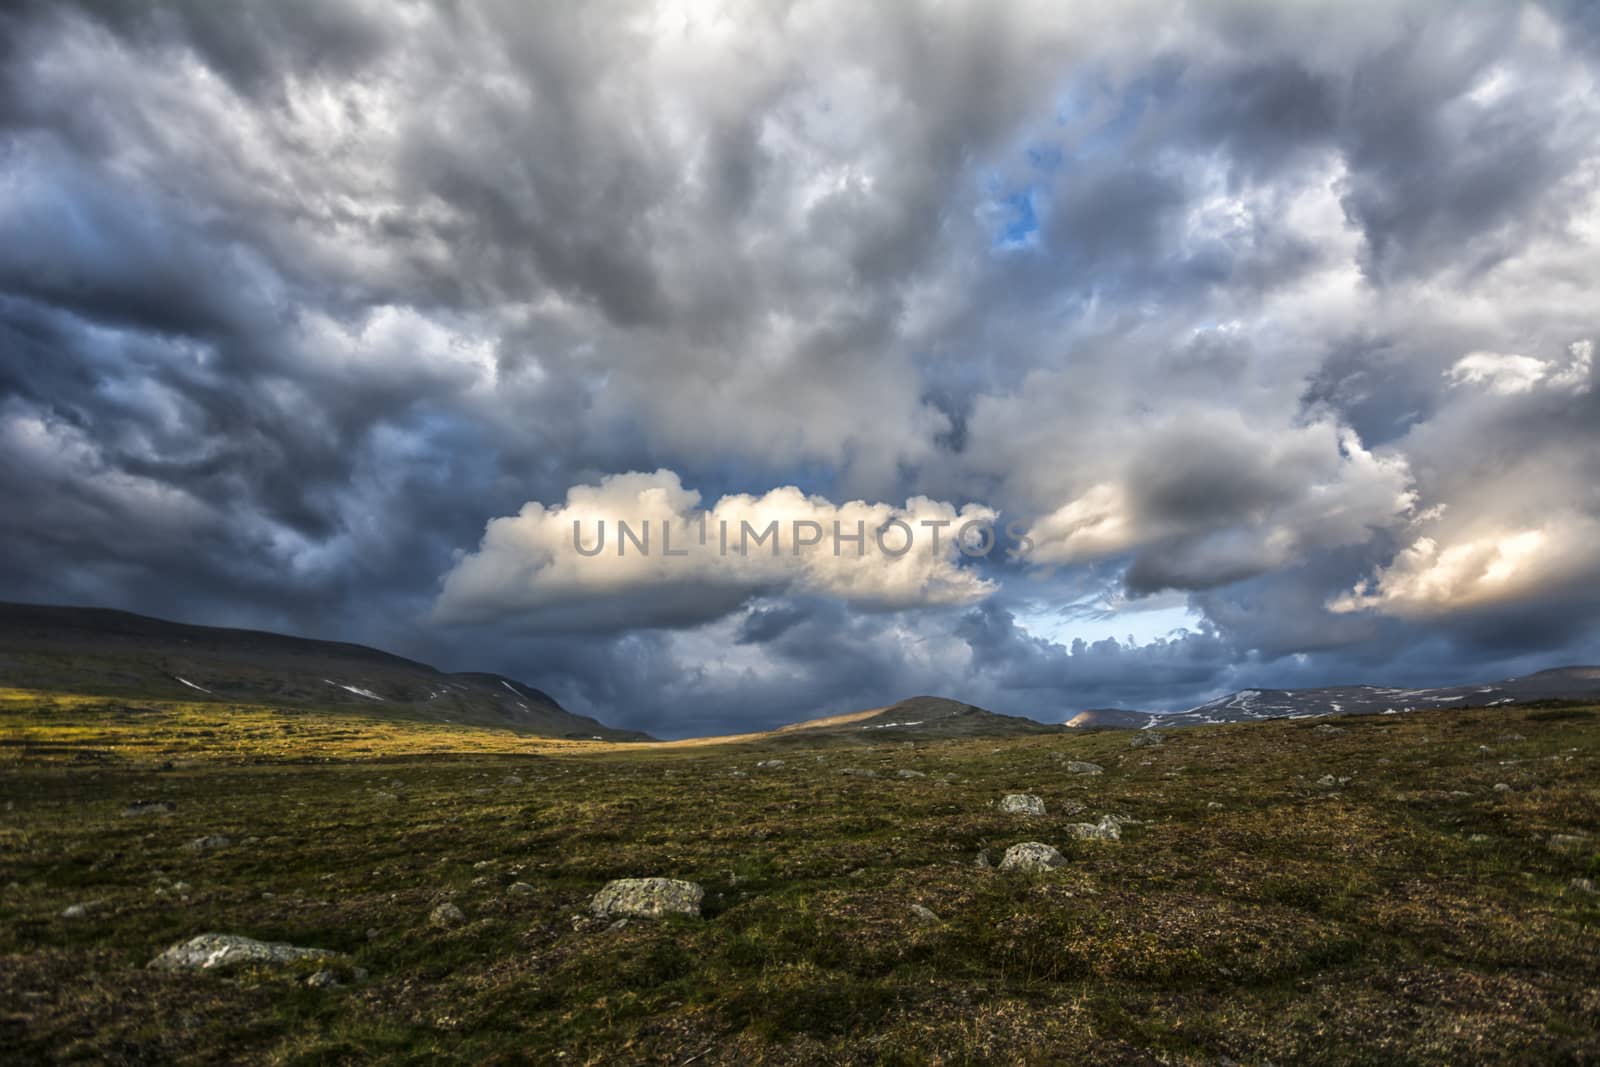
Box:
764;695;1061;743
0;602;647;740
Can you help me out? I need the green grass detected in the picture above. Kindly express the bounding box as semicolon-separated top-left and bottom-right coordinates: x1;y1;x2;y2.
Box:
2;692;1598;1064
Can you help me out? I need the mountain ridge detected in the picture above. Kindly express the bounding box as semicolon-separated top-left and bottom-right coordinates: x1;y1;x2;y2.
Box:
0;601;649;741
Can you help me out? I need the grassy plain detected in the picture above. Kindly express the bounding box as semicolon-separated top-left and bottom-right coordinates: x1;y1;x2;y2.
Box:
2;689;1598;1063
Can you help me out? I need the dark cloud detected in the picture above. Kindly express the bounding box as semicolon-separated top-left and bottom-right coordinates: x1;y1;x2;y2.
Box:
2;1;1598;736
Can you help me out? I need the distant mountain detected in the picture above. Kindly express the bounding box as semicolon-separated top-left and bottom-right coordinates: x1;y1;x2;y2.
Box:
1063;708;1166;731
1063;667;1600;730
0;602;649;740
766;695;1061;743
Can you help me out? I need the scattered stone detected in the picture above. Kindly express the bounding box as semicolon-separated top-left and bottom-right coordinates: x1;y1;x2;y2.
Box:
974;849;992;869
61;900;106;920
1207;801;1225;810
755;759;785;769
1313;724;1347;736
606;918;630;933
1468;833;1490;843
149;933;346;972
590;878;704;919
909;904;940;925
1129;732;1164;748
729;770;748;778
1065;761;1103;776
1058;799;1088;817
374;792;401;803
430;902;467;927
896;769;927;779
1063;817;1121;842
999;793;1046;816
501;775;523;786
366;928;381;941
506;882;537;897
306;969;341;989
998;842;1066;872
184;834;231;852
1493;783;1512;793
122;800;176;818
1548;833;1590;852
1570;877;1597;895
840;768;879;779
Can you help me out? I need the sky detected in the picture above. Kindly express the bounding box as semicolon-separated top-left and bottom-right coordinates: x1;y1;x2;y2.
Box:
2;0;1599;738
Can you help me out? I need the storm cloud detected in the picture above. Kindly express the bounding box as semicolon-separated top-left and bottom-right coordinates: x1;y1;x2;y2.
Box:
2;0;1599;736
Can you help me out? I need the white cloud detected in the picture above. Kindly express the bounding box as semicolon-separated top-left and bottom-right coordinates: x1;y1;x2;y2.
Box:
1330;516;1600;618
433;470;998;629
1445;340;1594;396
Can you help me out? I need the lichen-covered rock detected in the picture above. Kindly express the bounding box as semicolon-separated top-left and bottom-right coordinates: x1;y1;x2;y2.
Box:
1065;761;1103;776
1129;732;1164;748
590;877;704;919
999;793;1046;816
149;933;345;972
430;902;466;927
122;800;176;817
184;834;231;852
1063;817;1122;841
896;769;927;779
997;842;1065;872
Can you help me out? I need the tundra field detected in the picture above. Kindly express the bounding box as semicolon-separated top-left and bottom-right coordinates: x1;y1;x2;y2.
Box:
2;691;1599;1065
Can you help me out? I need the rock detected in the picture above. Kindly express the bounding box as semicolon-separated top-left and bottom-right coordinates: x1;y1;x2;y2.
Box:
1312;724;1347;736
1063;817;1121;842
365;928;381;941
430;902;466;927
755;759;785;769
1315;774;1338;789
999;793;1046;816
506;882;537;897
1129;732;1164;748
61;900;106;920
149;933;346;972
374;791;401;802
501;775;523;786
1468;833;1490;842
184;834;231;852
606;918;630;933
896;769;927;779
590;877;704;919
909;904;940;924
122;800;176;818
1065;761;1103;776
1548;833;1590;852
728;770;748;778
998;842;1066;872
1207;801;1225;810
306;969;341;989
1570;877;1598;895
1493;782;1512;793
840;768;878;779
1058;799;1088;817
974;849;991;869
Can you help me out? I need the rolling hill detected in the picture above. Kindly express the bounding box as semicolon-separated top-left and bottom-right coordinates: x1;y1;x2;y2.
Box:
0;602;648;740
